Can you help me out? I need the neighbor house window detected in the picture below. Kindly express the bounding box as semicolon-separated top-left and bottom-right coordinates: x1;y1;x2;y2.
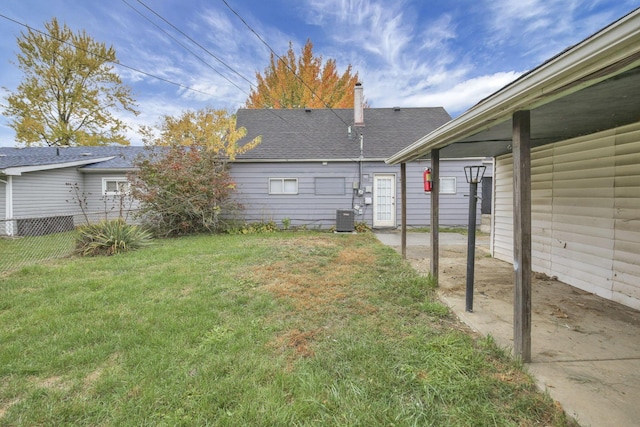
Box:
103;177;130;195
269;178;298;194
440;177;456;194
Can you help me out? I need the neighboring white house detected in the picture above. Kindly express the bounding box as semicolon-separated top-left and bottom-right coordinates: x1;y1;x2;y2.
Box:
0;147;134;236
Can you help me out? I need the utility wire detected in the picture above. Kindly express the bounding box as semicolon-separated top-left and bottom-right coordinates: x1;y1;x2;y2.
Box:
221;0;353;128
0;13;219;99
0;10;359;158
134;0;256;89
122;0;249;97
129;0;292;125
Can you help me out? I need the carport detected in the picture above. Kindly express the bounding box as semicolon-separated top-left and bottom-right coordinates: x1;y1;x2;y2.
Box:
386;8;640;362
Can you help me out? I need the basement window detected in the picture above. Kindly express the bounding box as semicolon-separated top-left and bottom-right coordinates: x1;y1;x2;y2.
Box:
269;178;298;195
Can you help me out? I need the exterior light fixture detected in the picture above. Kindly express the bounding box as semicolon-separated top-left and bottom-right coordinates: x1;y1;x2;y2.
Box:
463;165;486;312
464;165;486;184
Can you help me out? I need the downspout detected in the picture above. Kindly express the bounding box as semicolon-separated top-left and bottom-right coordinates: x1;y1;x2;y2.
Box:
0;176;13;236
358;132;364;193
354;82;365;219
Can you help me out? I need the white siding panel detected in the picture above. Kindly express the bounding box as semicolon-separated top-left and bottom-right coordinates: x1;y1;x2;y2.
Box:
531;146;553;270
0;176;6;219
12;167;84;218
548;129;616;297
493;156;513;263
613;124;640;309
492;121;640;310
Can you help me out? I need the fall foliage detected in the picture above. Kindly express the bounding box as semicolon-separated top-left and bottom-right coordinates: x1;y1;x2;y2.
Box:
130;144;241;236
246;39;361;109
4;18;138;147
140;108;261;160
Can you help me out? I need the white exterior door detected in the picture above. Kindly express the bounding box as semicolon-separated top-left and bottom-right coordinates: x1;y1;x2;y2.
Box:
373;174;396;228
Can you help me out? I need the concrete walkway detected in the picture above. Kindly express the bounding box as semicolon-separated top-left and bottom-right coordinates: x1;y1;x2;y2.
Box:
375;230;640;427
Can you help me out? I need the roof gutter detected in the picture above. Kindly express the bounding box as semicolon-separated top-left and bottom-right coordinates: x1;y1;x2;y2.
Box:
80;167;137;174
386;8;640;165
0;157;115;176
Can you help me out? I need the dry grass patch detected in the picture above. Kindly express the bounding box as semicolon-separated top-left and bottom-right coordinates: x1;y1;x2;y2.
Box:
248;240;377;314
271;329;319;359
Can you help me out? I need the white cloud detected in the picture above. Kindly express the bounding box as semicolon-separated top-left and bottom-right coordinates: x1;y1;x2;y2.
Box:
365;71;522;117
304;0;414;64
397;71;523;115
301;0;474;111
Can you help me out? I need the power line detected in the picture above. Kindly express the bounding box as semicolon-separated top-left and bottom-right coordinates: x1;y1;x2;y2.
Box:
122;0;250;97
134;0;256;89
0;13;219;99
220;0;353;128
128;0;291;126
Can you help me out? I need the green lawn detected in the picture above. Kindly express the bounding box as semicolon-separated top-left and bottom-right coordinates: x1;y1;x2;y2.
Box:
0;232;573;426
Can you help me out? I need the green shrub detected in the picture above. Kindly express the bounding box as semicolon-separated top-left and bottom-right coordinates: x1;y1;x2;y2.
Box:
130;144;243;236
281;217;291;230
227;220;279;235
76;219;153;256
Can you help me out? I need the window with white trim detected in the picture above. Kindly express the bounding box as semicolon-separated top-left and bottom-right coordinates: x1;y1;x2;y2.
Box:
103;177;130;195
269;178;298;194
439;177;456;194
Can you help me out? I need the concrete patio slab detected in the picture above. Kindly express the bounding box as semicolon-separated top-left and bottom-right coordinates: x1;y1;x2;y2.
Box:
375;230;640;427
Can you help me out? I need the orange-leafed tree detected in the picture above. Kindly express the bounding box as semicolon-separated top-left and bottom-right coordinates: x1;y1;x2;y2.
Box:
246;40;361;109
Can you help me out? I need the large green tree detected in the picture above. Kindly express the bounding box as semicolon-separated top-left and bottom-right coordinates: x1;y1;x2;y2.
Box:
246;39;361;109
4;18;138;146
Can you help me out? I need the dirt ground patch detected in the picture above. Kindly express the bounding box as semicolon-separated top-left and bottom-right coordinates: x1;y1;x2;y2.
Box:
403;243;640;357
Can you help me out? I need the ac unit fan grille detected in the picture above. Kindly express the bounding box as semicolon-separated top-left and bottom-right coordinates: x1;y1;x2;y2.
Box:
336;209;354;232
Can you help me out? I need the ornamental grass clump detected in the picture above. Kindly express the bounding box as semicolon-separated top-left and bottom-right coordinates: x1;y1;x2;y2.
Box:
75;219;152;256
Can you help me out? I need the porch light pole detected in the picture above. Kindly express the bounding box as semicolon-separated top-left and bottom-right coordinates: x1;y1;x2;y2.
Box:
464;165;486;312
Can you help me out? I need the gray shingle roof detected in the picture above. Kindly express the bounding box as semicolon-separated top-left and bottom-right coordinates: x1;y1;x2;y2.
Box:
0;107;451;168
0;146;146;170
234;107;451;161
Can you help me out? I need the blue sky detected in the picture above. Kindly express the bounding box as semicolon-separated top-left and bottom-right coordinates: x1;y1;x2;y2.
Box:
0;0;637;146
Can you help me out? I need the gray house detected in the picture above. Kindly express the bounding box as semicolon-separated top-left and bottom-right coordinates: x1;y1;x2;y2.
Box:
1;101;491;235
233;105;491;229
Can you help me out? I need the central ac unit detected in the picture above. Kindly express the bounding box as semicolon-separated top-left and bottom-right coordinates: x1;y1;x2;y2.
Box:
336;209;355;232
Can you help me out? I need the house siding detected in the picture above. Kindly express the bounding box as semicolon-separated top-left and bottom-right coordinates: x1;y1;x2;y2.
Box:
231;162;362;228
11;167;84;219
407;160;491;227
492;121;640;310
0;175;6;219
230;159;488;229
82;173;139;222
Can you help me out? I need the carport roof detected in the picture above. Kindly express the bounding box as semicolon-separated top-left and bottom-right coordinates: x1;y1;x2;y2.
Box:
386;7;640;163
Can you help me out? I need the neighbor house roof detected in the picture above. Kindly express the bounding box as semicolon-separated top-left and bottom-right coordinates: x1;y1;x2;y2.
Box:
0;146;146;174
235;107;451;162
387;7;640;163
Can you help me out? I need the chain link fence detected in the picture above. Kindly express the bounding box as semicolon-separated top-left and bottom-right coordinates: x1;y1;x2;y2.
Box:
1;210;139;274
